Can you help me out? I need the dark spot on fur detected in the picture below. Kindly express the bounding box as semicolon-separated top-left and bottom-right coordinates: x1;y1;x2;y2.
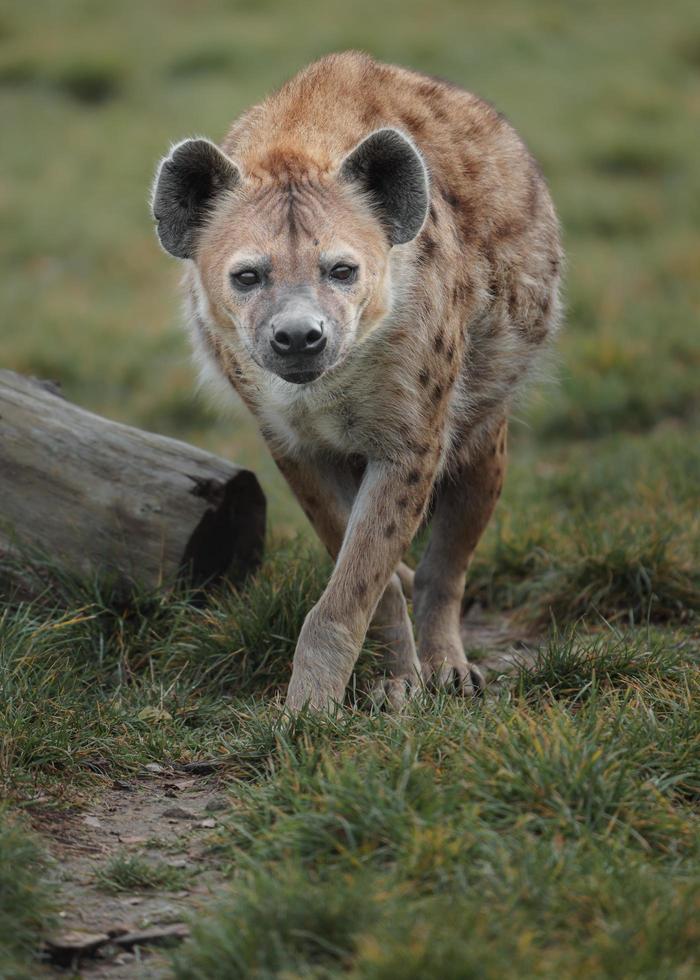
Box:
361;98;383;127
343;406;358;432
527;314;549;344
407;469;421;485
462;156;482;181
441;188;461;211
402;111;426;135
508;287;519;322
483;244;500;299
494;218;518;241
419;367;430;387
356;580;368;598
432;383;444;403
418;79;442;100
441;186;478;242
429;203;438;224
434;331;444;354
384;521;397;538
447;341;456;361
418;234;438;264
397;495;409;509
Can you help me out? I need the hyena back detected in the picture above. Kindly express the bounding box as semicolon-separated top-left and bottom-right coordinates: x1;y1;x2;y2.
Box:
152;52;562;711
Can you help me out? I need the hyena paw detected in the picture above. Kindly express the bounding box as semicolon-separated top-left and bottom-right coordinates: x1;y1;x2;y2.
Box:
421;654;485;698
369;673;421;711
285;610;359;713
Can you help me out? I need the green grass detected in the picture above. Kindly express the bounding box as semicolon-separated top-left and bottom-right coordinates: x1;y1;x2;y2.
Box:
171;657;700;978
0;0;699;975
0;819;55;979
95;854;191;893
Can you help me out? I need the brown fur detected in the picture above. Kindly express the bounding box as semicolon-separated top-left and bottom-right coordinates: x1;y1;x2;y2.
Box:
157;52;563;711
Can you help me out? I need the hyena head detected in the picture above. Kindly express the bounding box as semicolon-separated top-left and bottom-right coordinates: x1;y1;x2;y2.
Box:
152;129;428;384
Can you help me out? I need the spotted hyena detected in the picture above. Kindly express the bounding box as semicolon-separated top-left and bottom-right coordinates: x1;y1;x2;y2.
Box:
152;52;562;711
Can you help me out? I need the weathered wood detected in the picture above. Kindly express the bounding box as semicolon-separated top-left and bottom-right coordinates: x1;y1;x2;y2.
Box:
0;369;265;591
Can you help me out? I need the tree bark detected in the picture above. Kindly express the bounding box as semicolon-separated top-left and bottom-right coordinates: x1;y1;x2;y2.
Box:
0;370;265;593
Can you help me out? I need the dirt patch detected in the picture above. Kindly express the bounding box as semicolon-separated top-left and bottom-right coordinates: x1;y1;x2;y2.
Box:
462;604;540;681
29;772;233;977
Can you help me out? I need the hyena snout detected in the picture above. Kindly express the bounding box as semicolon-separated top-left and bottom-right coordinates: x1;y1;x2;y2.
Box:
263;295;337;384
271;315;327;357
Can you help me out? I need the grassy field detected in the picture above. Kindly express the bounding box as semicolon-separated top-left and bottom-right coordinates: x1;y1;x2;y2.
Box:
1;0;699;976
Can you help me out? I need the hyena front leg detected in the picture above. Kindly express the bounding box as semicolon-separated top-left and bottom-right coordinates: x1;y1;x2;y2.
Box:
414;419;508;696
274;454;420;706
285;458;434;712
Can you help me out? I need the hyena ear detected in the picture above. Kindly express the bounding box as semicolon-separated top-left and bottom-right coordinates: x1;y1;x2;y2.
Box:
339;128;429;245
151;138;240;259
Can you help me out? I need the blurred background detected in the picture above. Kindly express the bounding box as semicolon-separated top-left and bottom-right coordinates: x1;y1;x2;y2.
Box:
1;0;698;535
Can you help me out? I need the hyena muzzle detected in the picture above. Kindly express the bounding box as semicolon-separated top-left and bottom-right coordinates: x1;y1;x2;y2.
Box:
152;52;562;711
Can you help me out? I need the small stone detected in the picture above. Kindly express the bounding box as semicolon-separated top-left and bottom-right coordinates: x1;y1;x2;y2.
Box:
161;806;197;821
197;818;216;829
145;762;165;774
112;779;134;791
82;815;101;829
204;796;230;813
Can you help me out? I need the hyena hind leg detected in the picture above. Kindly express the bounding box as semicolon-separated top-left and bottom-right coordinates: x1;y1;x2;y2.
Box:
369;572;421;709
395;561;415;598
413;419;508;697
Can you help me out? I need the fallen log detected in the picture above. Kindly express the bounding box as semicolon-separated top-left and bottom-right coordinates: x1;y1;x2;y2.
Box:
0;369;265;593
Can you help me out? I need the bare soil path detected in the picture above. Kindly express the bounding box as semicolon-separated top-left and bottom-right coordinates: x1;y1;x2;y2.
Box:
31;771;232;977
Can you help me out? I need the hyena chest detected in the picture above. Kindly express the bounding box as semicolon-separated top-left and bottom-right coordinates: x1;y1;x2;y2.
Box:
259;369;418;462
261;389;372;458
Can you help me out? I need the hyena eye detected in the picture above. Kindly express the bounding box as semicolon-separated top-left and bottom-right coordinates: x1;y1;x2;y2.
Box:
231;268;261;289
328;263;357;283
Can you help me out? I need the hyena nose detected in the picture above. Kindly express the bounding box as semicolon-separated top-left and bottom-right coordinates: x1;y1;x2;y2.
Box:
271;318;326;356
